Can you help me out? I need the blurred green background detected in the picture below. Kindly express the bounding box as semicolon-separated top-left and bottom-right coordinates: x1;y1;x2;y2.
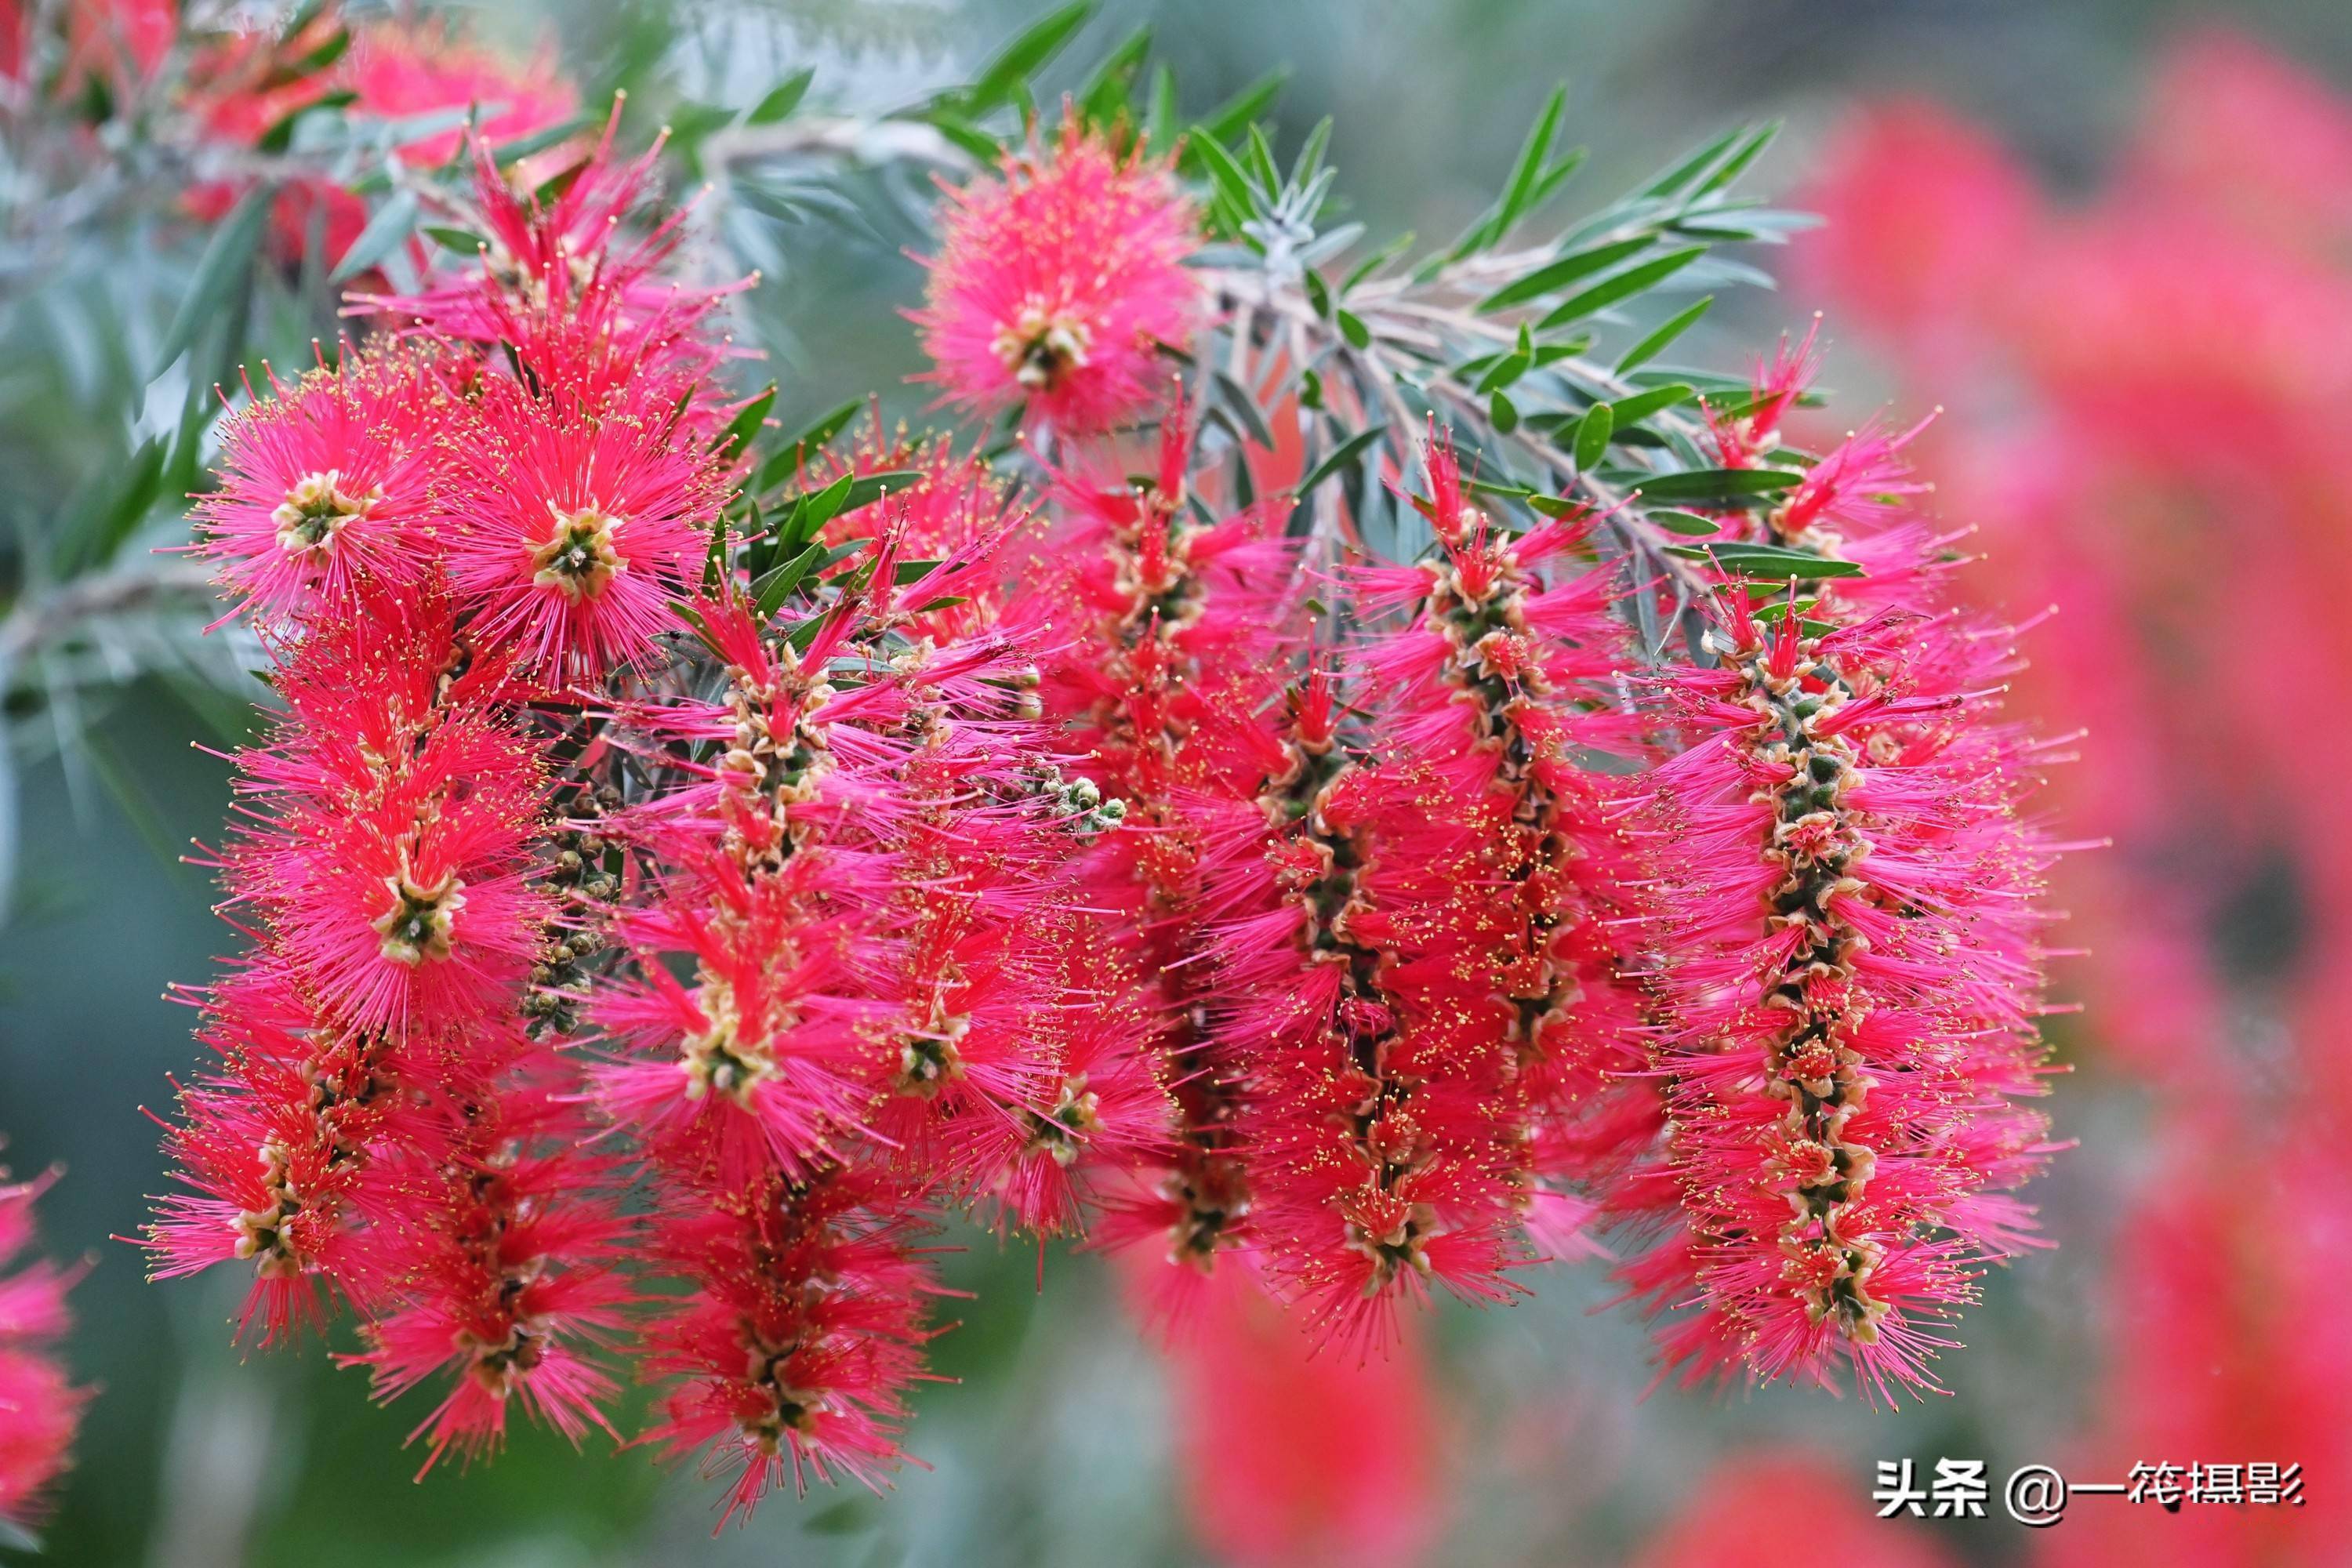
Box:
5;1;2349;1564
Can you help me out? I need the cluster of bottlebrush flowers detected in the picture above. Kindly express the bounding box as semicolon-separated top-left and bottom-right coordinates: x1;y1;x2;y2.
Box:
140;91;2065;1521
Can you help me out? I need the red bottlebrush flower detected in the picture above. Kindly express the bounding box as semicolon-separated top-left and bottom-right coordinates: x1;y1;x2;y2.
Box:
1203;687;1533;1346
196;346;456;620
0;1168;87;1533
442;379;726;681
636;1167;938;1523
1356;433;1651;1236
1615;588;2060;1402
2034;1106;2352;1568
2129;27;2352;261
356;105;745;399
338;22;576;171
914;114;1201;432
1017;404;1299;1299
223;586;550;1035
588;591;905;1183
147;957;411;1338
343;1048;630;1476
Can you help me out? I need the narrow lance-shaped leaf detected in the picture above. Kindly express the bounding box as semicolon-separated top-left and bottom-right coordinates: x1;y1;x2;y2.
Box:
1535;245;1708;331
749;69;815;125
965;2;1093;114
152;182;274;374
1573;404;1613;471
330;186;420;282
1294;423;1387;499
1616;296;1713;373
1478;234;1653;312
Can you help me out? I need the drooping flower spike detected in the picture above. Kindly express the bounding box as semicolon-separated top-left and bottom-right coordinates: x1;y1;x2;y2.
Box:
1612;574;2061;1402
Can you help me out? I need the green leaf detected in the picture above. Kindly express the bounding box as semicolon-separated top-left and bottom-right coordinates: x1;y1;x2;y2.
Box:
757;398;866;489
1188;130;1257;227
271;25;350;85
1335;309;1370;350
1290;116;1334;188
1606;383;1697;426
152;181;273;374
752;542;827;621
791;473;857;539
670;601;724;657
967;2;1092;114
487;114;594;165
710;383;777;458
256;86;356;152
1534;245;1708;331
748;69;815;125
1639;126;1744;200
1212;370;1275;450
55;436;166;575
1490;389;1519;434
1664;541;1861;579
1647;509;1721;536
330;186;420;282
1302;267;1333;319
1623;466;1799;507
422;225;487;252
1475;343;1531;395
1079;27;1152;129
1750;596;1820;624
1572;403;1613;470
1244;124;1281;193
840;470;923;513
1341;230;1415;294
1616;297;1713;374
702;510;731;596
1497;85;1568;231
1295;423;1387;499
1184;69;1287;162
1696;121;1778;195
1144;64;1178;150
1477;235;1652;312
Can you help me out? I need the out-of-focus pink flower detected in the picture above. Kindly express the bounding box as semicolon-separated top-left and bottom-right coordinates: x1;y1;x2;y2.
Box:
1160;1264;1443;1568
1632;1450;1958;1568
2035;1107;2352;1567
340;23;575;169
0;1170;87;1533
57;0;176;100
2128;27;2352;258
183;13;577;270
914;114;1201;432
1795;99;2038;382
